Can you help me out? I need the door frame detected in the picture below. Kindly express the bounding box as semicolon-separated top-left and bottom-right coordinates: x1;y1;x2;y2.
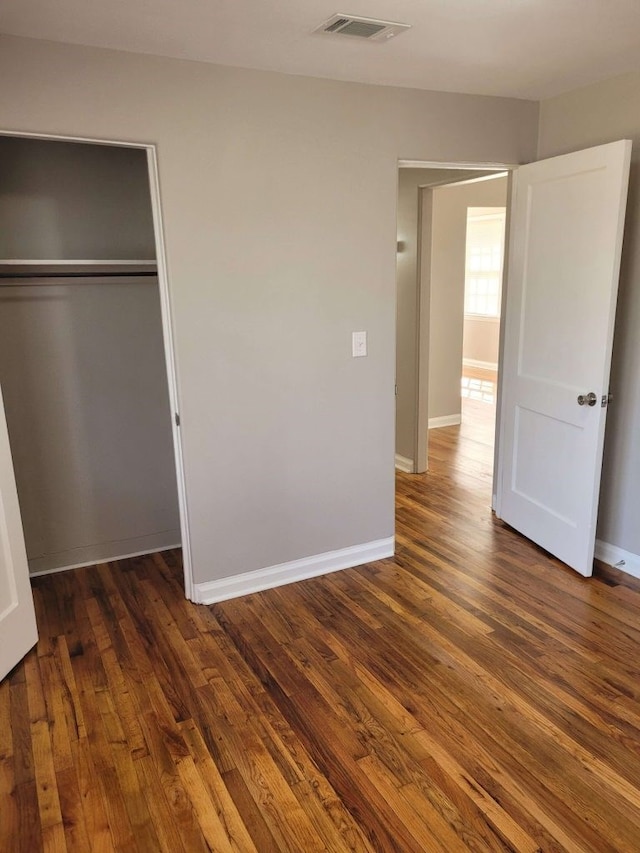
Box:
397;159;514;500
0;128;195;600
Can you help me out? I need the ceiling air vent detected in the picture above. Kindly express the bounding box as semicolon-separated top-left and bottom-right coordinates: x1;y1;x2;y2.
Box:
314;14;411;42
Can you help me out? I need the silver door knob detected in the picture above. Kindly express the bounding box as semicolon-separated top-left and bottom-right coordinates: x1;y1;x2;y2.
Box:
577;392;597;407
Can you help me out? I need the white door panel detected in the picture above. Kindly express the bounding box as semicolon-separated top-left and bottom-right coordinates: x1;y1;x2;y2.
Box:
497;140;631;576
0;384;38;681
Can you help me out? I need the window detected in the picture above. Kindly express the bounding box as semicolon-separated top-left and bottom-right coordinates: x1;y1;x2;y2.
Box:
464;208;506;318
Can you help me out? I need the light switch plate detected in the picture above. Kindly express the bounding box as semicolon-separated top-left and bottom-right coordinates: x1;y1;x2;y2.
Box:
352;331;367;357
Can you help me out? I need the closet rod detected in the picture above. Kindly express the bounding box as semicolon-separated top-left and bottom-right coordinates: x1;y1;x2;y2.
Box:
0;264;158;278
0;261;158;279
0;272;158;284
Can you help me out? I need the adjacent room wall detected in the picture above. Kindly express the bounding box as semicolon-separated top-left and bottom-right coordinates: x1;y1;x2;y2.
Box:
463;317;500;367
538;71;640;571
0;35;539;590
0;136;156;259
462;208;505;368
429;176;507;421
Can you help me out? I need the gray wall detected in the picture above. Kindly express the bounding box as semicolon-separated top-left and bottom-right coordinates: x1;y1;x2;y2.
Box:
0;35;539;586
0;277;181;573
538;72;640;557
429;177;508;420
0;136;156;259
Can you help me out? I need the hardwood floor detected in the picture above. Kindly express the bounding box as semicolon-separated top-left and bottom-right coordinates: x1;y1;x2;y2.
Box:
460;365;497;454
4;424;640;851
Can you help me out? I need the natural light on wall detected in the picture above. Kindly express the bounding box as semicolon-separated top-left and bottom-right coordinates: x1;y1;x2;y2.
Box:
464;207;506;318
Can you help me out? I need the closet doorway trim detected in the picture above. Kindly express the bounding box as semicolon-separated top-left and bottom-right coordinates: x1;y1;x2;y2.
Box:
0;128;195;601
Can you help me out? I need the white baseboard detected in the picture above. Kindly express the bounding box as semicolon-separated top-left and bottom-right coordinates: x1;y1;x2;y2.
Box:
194;536;395;605
28;531;181;576
463;358;498;372
395;454;414;473
595;539;640;580
429;414;461;429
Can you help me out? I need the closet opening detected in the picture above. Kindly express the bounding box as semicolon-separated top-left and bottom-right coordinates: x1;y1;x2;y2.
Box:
0;132;192;597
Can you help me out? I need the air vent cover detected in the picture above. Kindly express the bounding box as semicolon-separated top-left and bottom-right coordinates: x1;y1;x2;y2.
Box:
314;14;411;41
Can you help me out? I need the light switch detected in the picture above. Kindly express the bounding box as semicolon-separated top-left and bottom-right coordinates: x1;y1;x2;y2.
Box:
352;331;367;358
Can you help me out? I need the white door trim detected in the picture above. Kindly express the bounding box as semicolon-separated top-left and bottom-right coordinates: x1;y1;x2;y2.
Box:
399;160;517;171
0;128;195;600
414;185;433;473
146;146;194;600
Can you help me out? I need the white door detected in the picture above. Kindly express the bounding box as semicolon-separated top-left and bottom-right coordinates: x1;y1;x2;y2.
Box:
0;384;38;681
496;140;631;576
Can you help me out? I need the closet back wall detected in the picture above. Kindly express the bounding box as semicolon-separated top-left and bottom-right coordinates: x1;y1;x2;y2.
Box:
0;136;155;259
0;136;181;574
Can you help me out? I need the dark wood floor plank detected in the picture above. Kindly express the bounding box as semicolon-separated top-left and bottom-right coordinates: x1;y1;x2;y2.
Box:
0;677;21;850
177;719;259;852
135;709;212;853
71;736;115;853
132;754;189;853
24;653;67;850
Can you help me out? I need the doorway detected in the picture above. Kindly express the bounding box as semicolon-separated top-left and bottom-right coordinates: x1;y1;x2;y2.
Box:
0;131;193;596
397;142;631;580
395;163;511;500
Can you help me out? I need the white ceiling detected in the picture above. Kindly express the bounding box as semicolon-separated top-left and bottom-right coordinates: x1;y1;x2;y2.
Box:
2;0;640;100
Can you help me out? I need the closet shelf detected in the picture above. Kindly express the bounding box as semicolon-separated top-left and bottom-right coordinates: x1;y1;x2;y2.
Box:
0;260;158;279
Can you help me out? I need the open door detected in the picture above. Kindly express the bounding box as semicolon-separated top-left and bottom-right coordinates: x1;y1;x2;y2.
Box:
0;384;38;681
496;140;631;576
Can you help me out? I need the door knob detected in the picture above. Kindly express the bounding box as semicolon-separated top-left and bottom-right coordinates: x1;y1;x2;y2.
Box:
577;392;597;407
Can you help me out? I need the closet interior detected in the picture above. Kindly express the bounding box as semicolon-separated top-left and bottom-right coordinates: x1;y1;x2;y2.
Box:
0;135;181;576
